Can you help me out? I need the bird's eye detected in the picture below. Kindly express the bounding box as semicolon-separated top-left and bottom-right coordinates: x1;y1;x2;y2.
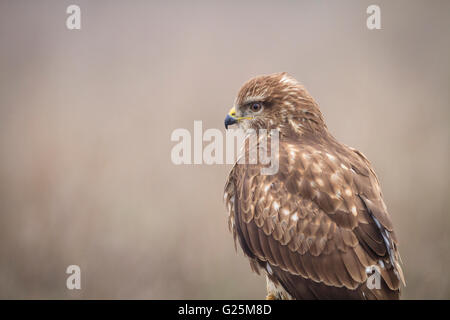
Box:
250;103;262;112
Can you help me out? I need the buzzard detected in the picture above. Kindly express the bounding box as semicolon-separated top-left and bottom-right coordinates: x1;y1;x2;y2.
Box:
223;72;405;300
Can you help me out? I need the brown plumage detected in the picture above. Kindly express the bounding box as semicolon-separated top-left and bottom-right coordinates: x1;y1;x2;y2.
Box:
224;72;405;300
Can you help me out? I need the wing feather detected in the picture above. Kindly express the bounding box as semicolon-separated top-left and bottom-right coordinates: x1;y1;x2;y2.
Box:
224;138;404;299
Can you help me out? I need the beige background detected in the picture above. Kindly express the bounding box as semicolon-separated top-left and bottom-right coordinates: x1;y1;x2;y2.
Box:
0;0;449;299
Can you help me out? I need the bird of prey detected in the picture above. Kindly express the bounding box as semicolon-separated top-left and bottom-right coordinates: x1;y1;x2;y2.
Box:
223;72;405;300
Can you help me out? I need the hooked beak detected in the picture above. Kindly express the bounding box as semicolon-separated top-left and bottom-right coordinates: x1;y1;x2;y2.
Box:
224;107;237;129
224;106;253;129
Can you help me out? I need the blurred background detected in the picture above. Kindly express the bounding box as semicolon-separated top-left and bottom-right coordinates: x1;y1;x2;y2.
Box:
0;0;449;299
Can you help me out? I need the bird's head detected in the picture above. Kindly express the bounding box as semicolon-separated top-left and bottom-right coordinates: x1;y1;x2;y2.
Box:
225;72;327;136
